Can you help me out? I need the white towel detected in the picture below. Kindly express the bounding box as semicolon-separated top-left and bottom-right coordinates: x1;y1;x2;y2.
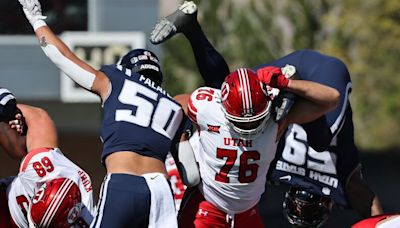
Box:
143;173;178;228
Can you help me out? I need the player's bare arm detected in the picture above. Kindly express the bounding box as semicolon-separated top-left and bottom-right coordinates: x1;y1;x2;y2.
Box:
18;0;110;101
346;166;383;217
16;104;58;152
257;66;339;129
284;79;340;125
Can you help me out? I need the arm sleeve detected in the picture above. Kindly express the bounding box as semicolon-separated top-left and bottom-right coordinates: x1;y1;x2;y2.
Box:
41;43;96;90
176;140;200;187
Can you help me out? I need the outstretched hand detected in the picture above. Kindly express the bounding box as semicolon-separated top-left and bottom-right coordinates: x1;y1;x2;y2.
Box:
257;66;289;90
18;0;46;28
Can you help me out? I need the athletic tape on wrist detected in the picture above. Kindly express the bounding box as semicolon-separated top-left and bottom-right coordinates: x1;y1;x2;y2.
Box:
33;20;47;31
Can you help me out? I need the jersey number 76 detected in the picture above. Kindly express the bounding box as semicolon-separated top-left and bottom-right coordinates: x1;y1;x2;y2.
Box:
215;148;260;183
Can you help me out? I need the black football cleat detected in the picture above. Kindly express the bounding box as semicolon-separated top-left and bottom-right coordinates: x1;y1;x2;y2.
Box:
150;1;198;44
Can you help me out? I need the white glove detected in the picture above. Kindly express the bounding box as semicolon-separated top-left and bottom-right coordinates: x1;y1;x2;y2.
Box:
18;0;47;30
281;64;297;79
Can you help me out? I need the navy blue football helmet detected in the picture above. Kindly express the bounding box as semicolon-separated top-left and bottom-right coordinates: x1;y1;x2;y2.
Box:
283;187;333;228
119;49;163;85
0;87;17;121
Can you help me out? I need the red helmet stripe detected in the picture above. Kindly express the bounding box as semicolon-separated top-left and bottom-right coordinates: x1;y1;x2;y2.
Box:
238;68;252;115
40;179;75;227
40;179;73;227
243;69;253;113
237;69;247;113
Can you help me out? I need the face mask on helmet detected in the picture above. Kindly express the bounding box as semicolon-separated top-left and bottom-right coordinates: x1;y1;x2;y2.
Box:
220;68;272;138
118;48;163;85
283;187;333;228
28;178;88;228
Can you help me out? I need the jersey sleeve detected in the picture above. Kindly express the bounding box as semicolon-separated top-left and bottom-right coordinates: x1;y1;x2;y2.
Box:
187;87;219;127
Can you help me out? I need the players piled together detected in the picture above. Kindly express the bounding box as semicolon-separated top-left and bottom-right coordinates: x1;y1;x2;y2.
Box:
0;0;394;227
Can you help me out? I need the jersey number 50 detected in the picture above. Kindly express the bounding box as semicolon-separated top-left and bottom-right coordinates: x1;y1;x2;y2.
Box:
116;80;183;139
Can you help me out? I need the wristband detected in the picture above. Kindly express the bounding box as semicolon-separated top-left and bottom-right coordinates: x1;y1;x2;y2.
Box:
33;20;47;31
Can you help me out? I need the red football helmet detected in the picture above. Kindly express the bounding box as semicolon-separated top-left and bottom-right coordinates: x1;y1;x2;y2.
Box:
29;178;88;228
221;68;272;137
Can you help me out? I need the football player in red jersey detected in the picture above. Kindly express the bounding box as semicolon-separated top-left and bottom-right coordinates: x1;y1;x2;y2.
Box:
174;67;339;227
0;87;95;227
150;2;383;227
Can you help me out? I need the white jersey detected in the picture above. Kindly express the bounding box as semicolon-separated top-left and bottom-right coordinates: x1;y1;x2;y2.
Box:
188;87;278;214
377;216;400;228
7;148;95;227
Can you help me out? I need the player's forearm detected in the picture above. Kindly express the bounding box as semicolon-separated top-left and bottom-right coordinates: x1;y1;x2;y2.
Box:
34;26;97;91
286;80;340;113
17;104;58;151
371;195;384;216
18;0;98;92
35;27;94;72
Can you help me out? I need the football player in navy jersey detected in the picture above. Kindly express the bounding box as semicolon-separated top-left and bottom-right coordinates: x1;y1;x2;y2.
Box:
18;0;194;227
150;1;383;227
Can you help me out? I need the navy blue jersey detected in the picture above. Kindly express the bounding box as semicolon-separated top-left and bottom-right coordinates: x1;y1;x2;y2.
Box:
99;64;187;162
255;50;358;207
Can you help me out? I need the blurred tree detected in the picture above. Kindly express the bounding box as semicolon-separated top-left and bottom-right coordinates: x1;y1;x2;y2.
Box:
160;0;400;150
319;0;400;149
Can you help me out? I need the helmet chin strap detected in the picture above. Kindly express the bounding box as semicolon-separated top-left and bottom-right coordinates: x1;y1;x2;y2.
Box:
27;203;36;228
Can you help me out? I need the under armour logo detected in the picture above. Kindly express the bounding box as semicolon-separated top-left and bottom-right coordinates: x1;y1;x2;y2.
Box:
198;209;208;217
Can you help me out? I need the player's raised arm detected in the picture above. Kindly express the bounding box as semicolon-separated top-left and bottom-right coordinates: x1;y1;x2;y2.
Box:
257;66;340;128
13;104;58;152
17;0;110;101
